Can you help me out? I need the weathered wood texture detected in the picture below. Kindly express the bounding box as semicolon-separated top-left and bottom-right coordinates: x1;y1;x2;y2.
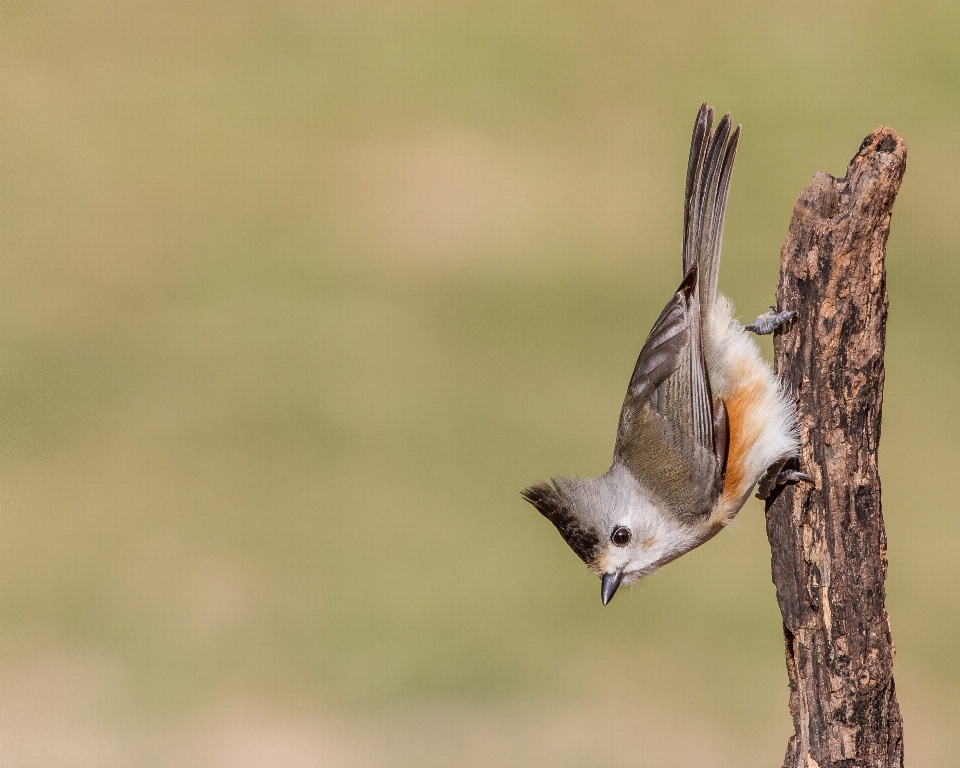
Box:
767;128;907;768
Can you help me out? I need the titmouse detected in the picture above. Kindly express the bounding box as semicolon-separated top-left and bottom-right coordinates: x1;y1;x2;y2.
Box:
522;104;804;606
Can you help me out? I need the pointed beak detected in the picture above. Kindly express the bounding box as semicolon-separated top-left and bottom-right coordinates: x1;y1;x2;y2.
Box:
601;569;624;606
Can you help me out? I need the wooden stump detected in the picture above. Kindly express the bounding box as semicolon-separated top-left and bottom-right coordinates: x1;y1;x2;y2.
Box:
767;128;907;768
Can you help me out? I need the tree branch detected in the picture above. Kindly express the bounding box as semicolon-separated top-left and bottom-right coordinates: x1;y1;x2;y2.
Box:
766;128;907;768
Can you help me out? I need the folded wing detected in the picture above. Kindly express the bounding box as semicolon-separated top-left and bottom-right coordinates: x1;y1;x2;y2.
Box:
614;104;740;521
615;267;724;521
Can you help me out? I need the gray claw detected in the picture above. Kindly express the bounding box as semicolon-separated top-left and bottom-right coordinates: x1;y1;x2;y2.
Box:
756;460;812;500
746;307;796;335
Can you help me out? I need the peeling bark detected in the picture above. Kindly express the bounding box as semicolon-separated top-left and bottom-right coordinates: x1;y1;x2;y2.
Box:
767;128;906;768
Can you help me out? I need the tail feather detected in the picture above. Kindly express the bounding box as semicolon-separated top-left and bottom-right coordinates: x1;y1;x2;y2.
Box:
682;104;713;273
682;104;740;314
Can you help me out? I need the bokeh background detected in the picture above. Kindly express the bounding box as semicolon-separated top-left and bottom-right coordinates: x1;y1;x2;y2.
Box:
3;2;958;766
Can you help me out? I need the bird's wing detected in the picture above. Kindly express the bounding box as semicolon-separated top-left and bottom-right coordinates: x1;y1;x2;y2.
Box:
614;267;726;521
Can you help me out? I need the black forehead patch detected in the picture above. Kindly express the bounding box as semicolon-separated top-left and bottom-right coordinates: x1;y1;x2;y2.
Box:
521;481;602;565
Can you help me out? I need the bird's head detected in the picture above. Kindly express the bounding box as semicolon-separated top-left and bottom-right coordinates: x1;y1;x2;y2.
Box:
521;464;702;605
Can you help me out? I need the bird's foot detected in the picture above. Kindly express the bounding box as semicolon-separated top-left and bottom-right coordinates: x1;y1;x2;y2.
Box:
756;458;812;500
745;307;796;335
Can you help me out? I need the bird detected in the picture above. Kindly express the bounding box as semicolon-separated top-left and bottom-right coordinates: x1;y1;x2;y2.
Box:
521;104;806;606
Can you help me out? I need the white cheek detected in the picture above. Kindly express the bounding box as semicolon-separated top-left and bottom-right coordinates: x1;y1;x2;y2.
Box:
599;477;705;576
625;509;703;576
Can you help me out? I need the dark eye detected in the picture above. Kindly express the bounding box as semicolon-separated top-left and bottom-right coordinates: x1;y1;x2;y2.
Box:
611;526;631;547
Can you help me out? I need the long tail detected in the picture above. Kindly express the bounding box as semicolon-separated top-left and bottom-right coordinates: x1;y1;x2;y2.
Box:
682;104;740;314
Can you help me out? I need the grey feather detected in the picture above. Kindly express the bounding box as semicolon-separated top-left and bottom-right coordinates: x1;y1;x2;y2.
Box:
682;103;713;277
520;479;602;565
612;108;742;521
619;268;695;408
614;267;720;520
686;108;740;315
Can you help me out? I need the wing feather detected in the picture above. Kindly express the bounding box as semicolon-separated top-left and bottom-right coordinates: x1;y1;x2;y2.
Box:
613;104;742;520
614;268;722;520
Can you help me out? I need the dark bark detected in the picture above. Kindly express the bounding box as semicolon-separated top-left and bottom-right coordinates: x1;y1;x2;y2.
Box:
767;128;907;768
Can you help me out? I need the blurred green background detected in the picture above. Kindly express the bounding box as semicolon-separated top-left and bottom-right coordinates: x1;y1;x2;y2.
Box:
2;1;958;766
